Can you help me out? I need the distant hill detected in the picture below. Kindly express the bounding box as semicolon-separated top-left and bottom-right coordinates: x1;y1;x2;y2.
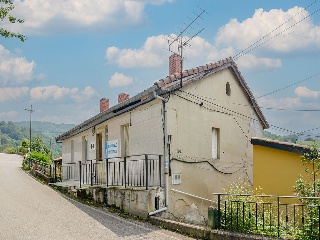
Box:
0;121;75;158
263;130;319;146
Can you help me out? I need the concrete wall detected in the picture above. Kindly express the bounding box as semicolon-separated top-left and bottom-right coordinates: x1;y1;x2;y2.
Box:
76;186;165;218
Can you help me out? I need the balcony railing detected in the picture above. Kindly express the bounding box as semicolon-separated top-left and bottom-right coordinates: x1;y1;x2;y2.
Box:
61;154;162;189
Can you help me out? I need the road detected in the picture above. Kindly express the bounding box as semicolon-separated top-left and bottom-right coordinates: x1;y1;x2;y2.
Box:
0;153;192;240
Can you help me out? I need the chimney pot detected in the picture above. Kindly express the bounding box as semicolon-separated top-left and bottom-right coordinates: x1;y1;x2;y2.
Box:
118;93;130;104
169;53;182;75
100;98;109;112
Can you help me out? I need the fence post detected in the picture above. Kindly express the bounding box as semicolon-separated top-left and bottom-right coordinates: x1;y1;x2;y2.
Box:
159;155;162;187
124;157;127;188
79;161;82;188
145;154;148;190
218;194;221;229
90;160;93;186
54;163;57;182
106;158;109;187
277;196;280;238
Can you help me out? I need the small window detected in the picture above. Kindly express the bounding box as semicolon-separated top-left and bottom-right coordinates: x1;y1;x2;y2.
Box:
226;82;231;96
212;128;220;159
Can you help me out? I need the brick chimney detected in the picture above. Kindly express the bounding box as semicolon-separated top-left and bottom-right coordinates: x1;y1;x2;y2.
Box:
118;93;130;104
169;53;182;75
100;98;109;112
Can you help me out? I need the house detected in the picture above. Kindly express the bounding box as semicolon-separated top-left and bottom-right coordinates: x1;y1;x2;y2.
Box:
56;56;268;225
251;137;311;198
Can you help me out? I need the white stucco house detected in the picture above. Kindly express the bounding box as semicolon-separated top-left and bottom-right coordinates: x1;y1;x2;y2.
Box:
56;56;268;225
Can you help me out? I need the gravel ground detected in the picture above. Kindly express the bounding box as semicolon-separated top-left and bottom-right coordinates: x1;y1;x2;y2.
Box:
0;153;192;240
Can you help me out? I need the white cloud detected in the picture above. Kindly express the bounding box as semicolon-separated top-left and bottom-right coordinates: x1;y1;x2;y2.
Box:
30;85;98;103
105;6;320;72
0;111;18;119
236;54;281;70
107;35;169;68
5;0;172;35
71;86;99;103
295;86;320;99
109;72;133;88
258;96;301;109
215;7;320;54
0;45;38;86
30;86;77;100
0;87;29;102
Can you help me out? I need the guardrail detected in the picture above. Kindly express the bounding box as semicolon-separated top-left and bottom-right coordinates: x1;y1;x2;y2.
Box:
211;193;320;239
27;158;60;182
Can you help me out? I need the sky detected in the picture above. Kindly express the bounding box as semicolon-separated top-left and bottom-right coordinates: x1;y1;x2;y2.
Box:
1;0;320;140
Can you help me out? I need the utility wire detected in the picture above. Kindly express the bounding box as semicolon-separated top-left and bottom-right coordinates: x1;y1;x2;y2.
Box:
234;4;320;60
0;87;28;111
233;0;318;60
257;72;320;98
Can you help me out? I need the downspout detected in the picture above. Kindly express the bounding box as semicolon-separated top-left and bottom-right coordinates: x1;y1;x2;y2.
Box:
148;90;169;216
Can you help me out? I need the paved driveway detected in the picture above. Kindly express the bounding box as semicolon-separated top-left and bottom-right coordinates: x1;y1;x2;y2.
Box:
0;153;192;240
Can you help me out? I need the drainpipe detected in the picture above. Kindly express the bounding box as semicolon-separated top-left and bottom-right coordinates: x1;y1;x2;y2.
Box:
148;91;169;217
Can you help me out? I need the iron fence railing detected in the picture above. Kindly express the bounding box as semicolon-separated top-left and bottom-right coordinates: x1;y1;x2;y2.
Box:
211;193;320;239
27;158;60;182
72;154;162;189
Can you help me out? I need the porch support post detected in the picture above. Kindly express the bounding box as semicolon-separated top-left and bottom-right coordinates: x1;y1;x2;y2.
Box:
106;158;109;187
79;161;82;188
124;157;127;188
145;154;148;190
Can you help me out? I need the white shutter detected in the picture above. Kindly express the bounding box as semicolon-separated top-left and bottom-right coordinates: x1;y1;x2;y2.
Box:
212;128;218;159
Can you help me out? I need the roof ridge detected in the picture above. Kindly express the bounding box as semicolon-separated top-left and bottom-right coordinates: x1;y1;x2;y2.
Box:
155;57;234;88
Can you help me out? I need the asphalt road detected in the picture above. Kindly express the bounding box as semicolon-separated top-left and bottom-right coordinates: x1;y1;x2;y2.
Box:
0;153;192;240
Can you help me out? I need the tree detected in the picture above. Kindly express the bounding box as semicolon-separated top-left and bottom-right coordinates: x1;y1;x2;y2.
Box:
294;142;320;200
0;0;26;42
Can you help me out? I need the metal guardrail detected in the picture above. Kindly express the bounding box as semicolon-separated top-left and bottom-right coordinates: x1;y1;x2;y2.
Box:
211;193;320;239
71;154;162;189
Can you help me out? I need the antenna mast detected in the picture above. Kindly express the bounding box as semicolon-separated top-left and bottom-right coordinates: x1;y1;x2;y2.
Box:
168;9;206;88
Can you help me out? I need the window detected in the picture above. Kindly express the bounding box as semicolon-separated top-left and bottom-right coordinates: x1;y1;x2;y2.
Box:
212;128;220;159
121;124;129;157
226;82;231;96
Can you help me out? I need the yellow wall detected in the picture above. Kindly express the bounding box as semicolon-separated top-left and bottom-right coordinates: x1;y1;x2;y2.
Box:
253;145;312;196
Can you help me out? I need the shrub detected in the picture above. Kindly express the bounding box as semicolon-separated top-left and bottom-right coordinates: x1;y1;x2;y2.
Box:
28;151;51;165
4;147;17;154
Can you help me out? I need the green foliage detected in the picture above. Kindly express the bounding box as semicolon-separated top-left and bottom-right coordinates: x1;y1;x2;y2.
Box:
28;151;51;165
0;121;74;158
293;142;320;239
4;147;16;154
0;0;26;42
294;142;320;201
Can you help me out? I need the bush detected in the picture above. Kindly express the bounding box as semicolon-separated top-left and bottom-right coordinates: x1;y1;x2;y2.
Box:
28;151;51;165
4;147;17;154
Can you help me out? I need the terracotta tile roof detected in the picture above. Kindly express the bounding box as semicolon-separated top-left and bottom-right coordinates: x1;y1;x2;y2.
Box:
56;57;268;142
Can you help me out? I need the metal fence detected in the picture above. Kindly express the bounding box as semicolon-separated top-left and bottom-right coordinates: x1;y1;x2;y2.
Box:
211;193;320;239
71;154;162;189
27;158;60;182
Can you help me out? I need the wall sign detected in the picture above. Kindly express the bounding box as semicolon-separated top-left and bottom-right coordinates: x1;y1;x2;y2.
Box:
105;139;118;159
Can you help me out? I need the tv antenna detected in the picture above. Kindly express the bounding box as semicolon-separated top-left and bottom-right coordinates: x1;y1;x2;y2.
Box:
167;8;207;88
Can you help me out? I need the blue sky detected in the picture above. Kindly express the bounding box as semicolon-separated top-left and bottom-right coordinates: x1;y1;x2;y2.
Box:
1;0;320;139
